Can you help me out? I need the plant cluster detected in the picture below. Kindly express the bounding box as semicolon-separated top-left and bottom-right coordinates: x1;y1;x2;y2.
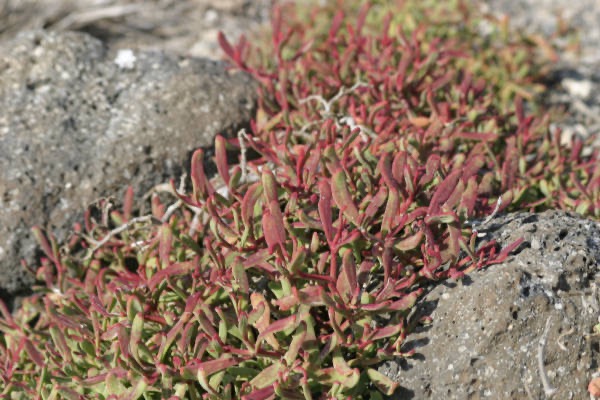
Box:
1;0;599;399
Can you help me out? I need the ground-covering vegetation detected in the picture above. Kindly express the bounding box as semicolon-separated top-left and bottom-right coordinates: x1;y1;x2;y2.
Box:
1;0;599;399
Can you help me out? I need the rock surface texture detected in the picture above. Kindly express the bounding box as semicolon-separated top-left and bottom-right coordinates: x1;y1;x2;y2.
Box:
380;210;600;399
0;30;257;310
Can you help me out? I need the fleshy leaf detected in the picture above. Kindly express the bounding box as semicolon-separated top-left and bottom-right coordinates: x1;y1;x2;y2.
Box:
331;168;361;227
393;230;423;252
159;224;173;269
428;169;462;215
191;148;214;201
367;368;399;395
215;135;230;186
318;178;335;246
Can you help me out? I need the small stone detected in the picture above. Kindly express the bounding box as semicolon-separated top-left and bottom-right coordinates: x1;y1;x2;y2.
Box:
562;78;592;99
114;49;136;70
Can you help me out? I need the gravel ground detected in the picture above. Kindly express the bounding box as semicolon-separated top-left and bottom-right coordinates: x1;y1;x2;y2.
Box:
480;0;600;152
481;0;600;63
0;0;272;59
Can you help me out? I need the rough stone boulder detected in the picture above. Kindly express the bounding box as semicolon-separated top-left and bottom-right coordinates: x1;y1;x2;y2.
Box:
380;210;600;399
0;30;257;310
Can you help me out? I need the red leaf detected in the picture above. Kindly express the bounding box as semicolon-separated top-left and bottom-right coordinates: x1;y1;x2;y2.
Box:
363;186;388;221
430;71;454;92
0;299;17;329
23;338;44;367
455;132;498;141
148;262;193;291
589;377;600;396
424;212;459;225
110;324;128;358
159;224;172;269
355;2;371;36
262;207;286;254
391;152;407;186
328;11;345;42
394;230;423;252
443;224;462;264
241;183;261;228
242;386;276;400
381;187;400;236
182;357;240;379
335;230;362;249
296;285;329;307
233;259;250;294
501;137;519;191
256;315;297;348
303;147;321;188
261;168;278;205
462;154;485;179
428;169;462;215
151;193;165;219
342;250;358;291
218;31;237;64
486;238;525;267
386;290;421;312
379;153;399;190
289;39;315;62
423;154;441;186
89;294;113;318
190;148;214;202
459;176;478;216
369;323;402;342
31;226;55;262
318;179;334;246
515;95;525;123
331;169;361;227
123;186;134;222
336;251;358;301
215;135;230;186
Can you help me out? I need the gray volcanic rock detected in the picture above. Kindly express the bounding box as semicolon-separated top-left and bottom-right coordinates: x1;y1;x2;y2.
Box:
0;30;257;310
381;210;600;399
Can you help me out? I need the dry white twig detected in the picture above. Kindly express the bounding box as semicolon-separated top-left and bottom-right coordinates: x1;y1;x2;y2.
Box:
188;210;202;237
161;200;183;223
85;215;154;259
538;316;557;397
339;115;377;140
299;81;368;113
557;327;575;351
471;195;503;237
101;198;113;227
238;129;249;183
481;196;503;225
523;375;536;400
297;80;371;141
160;173;188;223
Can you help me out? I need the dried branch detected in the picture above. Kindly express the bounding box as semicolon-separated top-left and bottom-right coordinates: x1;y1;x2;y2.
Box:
538;316;557;397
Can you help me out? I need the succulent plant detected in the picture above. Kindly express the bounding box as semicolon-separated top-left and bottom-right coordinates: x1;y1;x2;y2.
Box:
1;1;598;399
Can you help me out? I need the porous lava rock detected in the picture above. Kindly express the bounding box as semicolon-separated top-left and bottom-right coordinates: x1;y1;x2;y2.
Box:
381;210;600;399
0;30;257;311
